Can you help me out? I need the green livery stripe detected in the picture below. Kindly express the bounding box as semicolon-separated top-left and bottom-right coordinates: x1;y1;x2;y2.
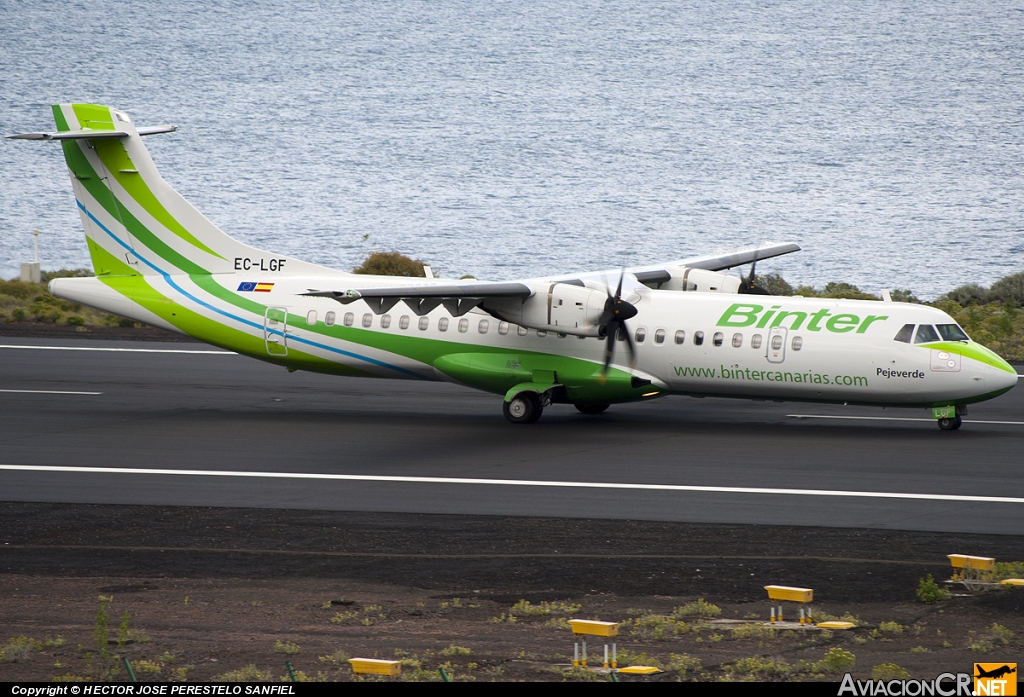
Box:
52;105;71;133
186;275;629;395
87;240;373;378
91;138;226;260
59;138;209;275
920;341;1016;374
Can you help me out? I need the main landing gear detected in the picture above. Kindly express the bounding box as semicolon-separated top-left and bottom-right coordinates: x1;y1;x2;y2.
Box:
938;416;962;431
503;392;542;424
503;394;613;423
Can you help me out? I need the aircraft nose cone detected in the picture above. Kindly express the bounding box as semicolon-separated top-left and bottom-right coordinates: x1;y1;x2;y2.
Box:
997;365;1020;392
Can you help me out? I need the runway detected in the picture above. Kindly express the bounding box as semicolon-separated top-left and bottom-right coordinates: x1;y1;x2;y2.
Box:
2;336;1023;534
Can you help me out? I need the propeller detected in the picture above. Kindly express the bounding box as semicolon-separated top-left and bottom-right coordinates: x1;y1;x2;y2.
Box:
738;252;770;295
598;270;639;376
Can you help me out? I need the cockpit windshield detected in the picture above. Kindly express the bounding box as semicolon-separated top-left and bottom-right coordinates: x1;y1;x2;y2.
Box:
936;324;969;342
914;325;940;343
893;324;914;343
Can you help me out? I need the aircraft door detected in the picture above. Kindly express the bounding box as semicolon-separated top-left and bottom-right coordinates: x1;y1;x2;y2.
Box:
264;307;289;356
766;326;787;364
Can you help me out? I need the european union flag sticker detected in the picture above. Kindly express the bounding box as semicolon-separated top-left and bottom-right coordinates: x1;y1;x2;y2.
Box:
237;282;256;292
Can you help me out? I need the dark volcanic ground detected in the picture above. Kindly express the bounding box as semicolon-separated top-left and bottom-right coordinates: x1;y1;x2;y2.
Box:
0;504;1021;683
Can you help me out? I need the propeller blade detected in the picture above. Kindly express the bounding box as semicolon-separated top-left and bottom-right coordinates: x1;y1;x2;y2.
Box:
621;321;638;368
602;322;618;375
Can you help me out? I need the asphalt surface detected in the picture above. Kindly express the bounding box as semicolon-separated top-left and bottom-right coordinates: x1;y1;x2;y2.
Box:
2;336;1023;534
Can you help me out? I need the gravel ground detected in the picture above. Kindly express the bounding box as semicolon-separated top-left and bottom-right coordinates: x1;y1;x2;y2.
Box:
0;504;1021;682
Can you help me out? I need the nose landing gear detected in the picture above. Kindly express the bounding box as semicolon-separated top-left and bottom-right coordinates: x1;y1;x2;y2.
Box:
938;416;962;431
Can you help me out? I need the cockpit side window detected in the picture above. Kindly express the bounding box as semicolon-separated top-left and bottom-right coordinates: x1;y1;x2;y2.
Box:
893;324;914;343
936;324;969;342
913;324;940;344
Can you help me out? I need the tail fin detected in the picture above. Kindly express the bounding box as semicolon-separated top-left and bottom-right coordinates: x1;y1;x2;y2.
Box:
51;103;335;277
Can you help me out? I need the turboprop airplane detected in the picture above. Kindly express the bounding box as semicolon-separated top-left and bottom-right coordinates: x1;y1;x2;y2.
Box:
9;104;1019;428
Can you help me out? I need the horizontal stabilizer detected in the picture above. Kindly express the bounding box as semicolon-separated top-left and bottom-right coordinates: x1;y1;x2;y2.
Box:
7;125;175;141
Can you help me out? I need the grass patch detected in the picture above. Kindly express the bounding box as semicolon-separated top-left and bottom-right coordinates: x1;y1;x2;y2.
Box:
727;656;790;677
626;614;689;640
215;664;274;682
274;640;300;655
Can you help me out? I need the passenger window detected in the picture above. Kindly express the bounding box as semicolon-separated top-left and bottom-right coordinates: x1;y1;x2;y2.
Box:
343;312;354;327
914;324;940;344
538;330;547;337
325;311;336;326
771;334;784;350
499;321;509;335
478;319;489;333
674;330;685;345
380;314;392;329
655;329;666;344
732;333;742;348
792;336;803;351
362;313;372;328
713;332;724;347
936;324;969;341
751;334;762;349
306;310;317;326
419;316;429;330
459;318;469;333
438;317;449;332
635;327;647;343
518;325;528;336
399;315;410;330
694;331;704;346
893;324;914;343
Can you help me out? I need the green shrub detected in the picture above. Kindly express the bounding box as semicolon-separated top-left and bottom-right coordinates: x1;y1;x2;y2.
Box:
872;663;909;681
666;653;702;675
274;640;300;655
439;645;470;657
728;657;790;676
916;575;951;604
354;251;426;277
812;648;856;673
674;598;721;618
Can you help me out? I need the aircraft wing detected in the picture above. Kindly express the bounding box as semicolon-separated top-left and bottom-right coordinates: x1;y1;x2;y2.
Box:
303;242;801;315
304;281;533;316
668;242;801;272
550;242;801;288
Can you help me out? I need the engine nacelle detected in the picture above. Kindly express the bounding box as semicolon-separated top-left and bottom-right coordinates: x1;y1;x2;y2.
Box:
650;267;742;293
482;283;608;336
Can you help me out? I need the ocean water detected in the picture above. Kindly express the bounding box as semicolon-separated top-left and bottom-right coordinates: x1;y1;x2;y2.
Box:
1;0;1022;298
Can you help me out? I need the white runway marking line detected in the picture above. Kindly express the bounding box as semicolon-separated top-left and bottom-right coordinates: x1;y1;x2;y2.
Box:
0;344;233;355
2;465;1023;505
788;414;1024;426
0;389;102;395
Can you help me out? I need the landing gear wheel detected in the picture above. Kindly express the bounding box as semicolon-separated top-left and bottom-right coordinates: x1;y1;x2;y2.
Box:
938;416;962;431
503;392;542;424
575;403;610;415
